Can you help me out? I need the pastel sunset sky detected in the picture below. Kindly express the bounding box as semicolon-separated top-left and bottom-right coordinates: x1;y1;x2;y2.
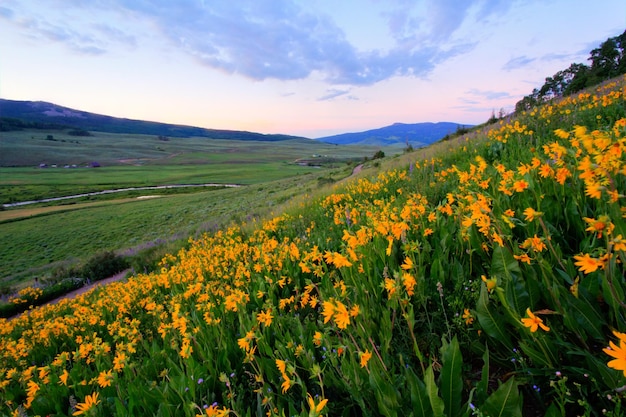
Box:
1;0;624;138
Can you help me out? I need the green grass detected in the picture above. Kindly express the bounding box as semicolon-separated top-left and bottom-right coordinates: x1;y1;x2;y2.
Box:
0;166;353;286
0;163;320;204
0;128;382;289
0;129;376;167
0;131;381;204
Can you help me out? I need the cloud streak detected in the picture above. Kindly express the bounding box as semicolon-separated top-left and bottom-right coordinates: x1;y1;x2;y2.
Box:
318;88;352;101
504;49;588;71
465;88;514;100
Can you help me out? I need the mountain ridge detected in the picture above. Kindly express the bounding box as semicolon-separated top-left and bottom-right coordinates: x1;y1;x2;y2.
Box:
0;99;305;142
316;121;472;147
0;98;471;147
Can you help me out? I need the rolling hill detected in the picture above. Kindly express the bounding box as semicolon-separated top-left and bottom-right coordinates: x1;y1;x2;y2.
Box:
315;121;471;147
0;99;305;141
1;99;472;147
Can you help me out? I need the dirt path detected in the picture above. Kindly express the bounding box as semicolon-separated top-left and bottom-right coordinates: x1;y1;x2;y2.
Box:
45;269;131;307
351;164;364;176
7;270;130;321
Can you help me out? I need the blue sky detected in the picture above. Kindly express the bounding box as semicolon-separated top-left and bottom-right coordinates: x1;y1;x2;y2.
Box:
1;0;624;138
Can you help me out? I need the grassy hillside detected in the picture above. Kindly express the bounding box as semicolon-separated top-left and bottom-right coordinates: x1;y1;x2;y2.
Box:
0;132;380;295
0;76;625;416
0;170;350;285
0;99;306;141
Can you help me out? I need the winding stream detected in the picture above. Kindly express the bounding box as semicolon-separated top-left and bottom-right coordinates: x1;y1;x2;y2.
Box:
2;183;241;208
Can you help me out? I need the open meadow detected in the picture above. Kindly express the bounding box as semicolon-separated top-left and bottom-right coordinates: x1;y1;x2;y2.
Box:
0;131;382;301
0;132;380;203
0;76;625;416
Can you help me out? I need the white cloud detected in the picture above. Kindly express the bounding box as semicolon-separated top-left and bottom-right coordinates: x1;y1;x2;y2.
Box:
3;0;516;86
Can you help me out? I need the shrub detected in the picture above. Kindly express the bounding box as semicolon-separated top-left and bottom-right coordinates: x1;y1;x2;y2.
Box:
80;251;129;281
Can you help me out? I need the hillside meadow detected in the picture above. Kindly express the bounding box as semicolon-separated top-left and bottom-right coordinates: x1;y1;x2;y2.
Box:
0;171;350;287
0;132;381;296
0;76;625;416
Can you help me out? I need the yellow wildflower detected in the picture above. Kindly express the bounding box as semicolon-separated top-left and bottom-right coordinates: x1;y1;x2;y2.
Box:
573;253;605;274
333;301;351;329
610;235;626;252
58;369;69;386
256;309;273;327
384;278;397;298
275;359;286;375
73;392;100;416
521;308;550;332
199;404;230;417
97;369;113;388
402;272;417;296
462;309;474;325
360;350;372;368
520;235;546;252
583;215;614;239
481;275;497;292
307;394;329;415
514;253;532;265
512;179;529;193
604;331;626;377
401;257;414;270
313;331;323;346
25;380;39;409
570;277;579;298
322;301;335;324
523;207;542;222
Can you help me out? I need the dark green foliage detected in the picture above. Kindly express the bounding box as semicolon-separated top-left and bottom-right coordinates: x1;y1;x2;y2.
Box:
67;129;92;136
516;29;626;112
0;250;129;318
0;117;67;132
80;251;129;281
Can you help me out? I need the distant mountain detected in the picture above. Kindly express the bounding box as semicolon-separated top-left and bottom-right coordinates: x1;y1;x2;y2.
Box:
0;99;305;141
316;122;471;147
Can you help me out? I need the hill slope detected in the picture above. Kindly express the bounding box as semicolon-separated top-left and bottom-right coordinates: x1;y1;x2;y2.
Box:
2;77;624;415
316;121;470;147
0;99;305;141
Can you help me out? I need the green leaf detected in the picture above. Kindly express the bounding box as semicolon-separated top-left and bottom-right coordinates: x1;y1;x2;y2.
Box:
407;368;432;417
370;369;399;417
524;266;541;311
475;344;490;404
424;365;445;417
519;337;558;368
114;398;129;416
476;286;513;350
481;377;522;417
440;336;463;417
583;350;623;390
602;273;625;317
544;403;561;417
562;289;605;341
504;272;529;316
491;245;521;283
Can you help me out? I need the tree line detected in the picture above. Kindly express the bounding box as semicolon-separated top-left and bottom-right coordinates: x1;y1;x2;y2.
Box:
515;29;626;112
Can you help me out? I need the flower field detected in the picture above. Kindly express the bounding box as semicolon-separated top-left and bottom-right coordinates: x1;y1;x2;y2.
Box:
1;76;625;416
